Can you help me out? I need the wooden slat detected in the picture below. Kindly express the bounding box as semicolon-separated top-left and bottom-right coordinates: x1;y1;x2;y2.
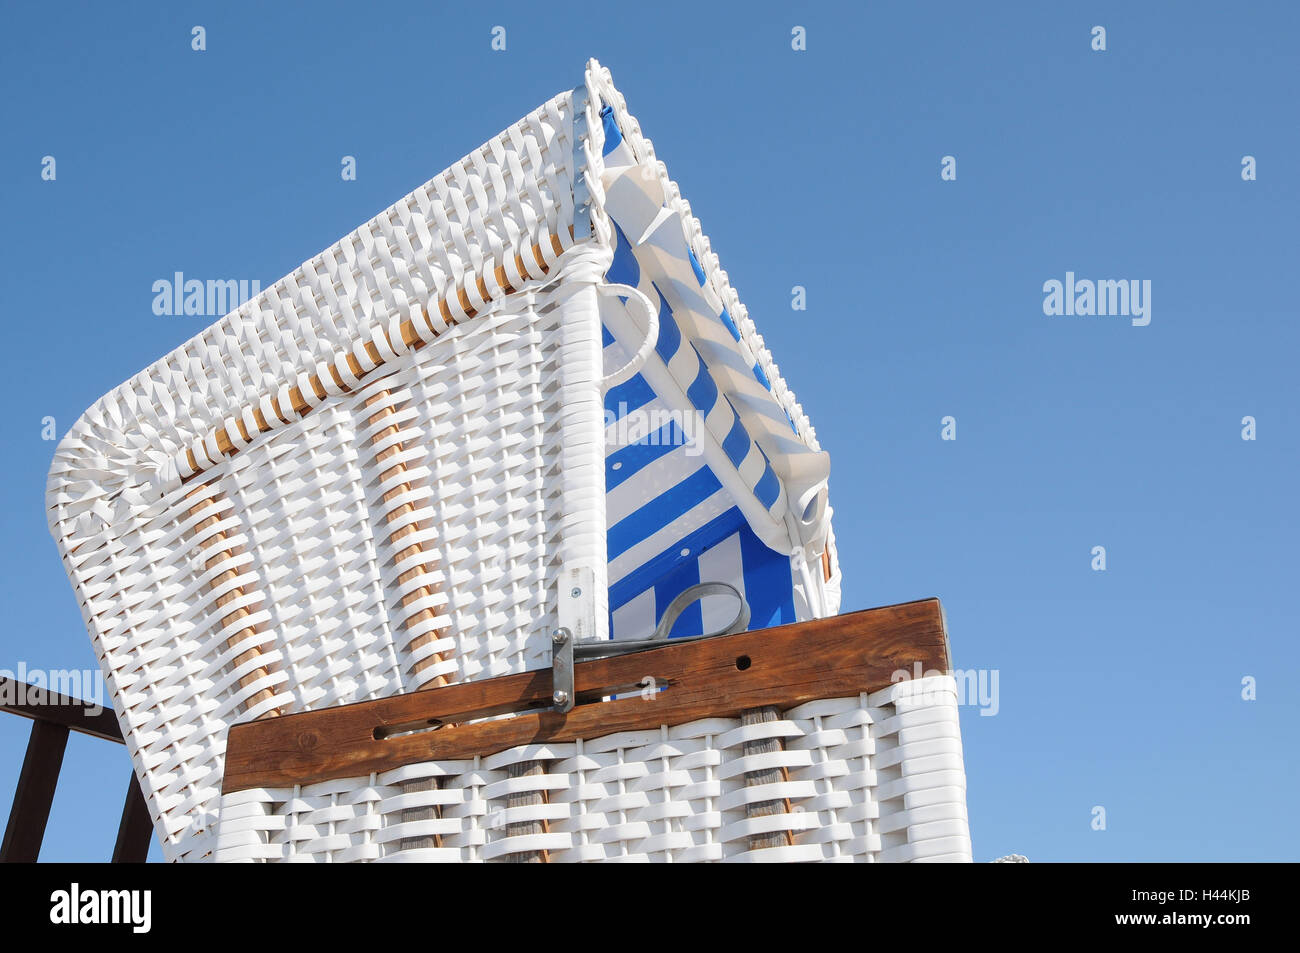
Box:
111;771;154;863
0;677;122;744
741;705;795;851
0;720;69;862
505;760;550;863
363;389;452;853
187;487;283;718
364;391;451;692
223;599;949;793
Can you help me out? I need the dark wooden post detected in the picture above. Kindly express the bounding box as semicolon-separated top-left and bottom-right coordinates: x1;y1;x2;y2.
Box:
0;720;70;862
742;705;795;851
111;771;154;863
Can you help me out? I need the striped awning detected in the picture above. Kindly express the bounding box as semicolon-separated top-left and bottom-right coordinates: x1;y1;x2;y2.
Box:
595;105;832;642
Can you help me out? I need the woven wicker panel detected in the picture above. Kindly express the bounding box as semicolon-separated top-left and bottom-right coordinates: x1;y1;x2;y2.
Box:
45;76;606;861
68;284;592;862
215;676;971;862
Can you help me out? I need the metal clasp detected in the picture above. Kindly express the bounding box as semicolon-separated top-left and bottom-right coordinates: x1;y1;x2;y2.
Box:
550;581;750;714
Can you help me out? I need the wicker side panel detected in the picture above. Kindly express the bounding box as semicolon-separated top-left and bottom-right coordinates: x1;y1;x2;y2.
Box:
216;677;971;862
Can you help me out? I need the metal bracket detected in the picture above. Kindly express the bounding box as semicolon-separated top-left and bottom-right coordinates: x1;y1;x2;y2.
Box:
552;566;595;713
551;626;575;713
550;581;750;715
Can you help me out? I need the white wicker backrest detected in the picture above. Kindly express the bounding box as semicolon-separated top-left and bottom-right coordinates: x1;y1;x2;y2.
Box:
47;81;610;860
59;272;607;861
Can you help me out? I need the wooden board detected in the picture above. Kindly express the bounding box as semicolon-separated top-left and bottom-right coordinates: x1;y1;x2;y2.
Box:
222;598;950;793
0;676;123;744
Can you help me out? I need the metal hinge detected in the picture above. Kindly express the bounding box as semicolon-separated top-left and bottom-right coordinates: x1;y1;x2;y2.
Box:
551;581;750;714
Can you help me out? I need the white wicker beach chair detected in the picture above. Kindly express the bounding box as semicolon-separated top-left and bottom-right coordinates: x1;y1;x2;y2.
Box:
46;59;971;862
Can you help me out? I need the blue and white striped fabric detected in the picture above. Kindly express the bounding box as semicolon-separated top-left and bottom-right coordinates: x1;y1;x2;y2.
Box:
602;319;799;640
596;107;830;642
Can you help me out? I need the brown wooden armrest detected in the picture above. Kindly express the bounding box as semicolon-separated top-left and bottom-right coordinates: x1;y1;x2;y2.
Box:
222;598;950;793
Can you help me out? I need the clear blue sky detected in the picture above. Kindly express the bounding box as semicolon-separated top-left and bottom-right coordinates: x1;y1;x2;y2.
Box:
1;1;1295;862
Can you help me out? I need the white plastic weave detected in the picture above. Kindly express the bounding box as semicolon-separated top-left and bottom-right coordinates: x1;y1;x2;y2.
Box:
215;676;971;862
59;278;603;860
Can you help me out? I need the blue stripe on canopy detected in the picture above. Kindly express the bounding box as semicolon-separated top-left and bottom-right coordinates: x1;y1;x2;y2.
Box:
606;464;722;561
655;559;701;638
687;247;708;286
605;371;656;416
608;505;747;612
753;454;781;510
607;223;640;289
607;508;796;641
652;289;678;364
721;414;749;468
736;522;798;631
719;307;742;343
600;105;623;156
684;345;718;415
605;421;689;491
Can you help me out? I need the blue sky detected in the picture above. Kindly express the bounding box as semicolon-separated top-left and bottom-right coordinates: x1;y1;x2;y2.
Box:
1;1;1296;862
